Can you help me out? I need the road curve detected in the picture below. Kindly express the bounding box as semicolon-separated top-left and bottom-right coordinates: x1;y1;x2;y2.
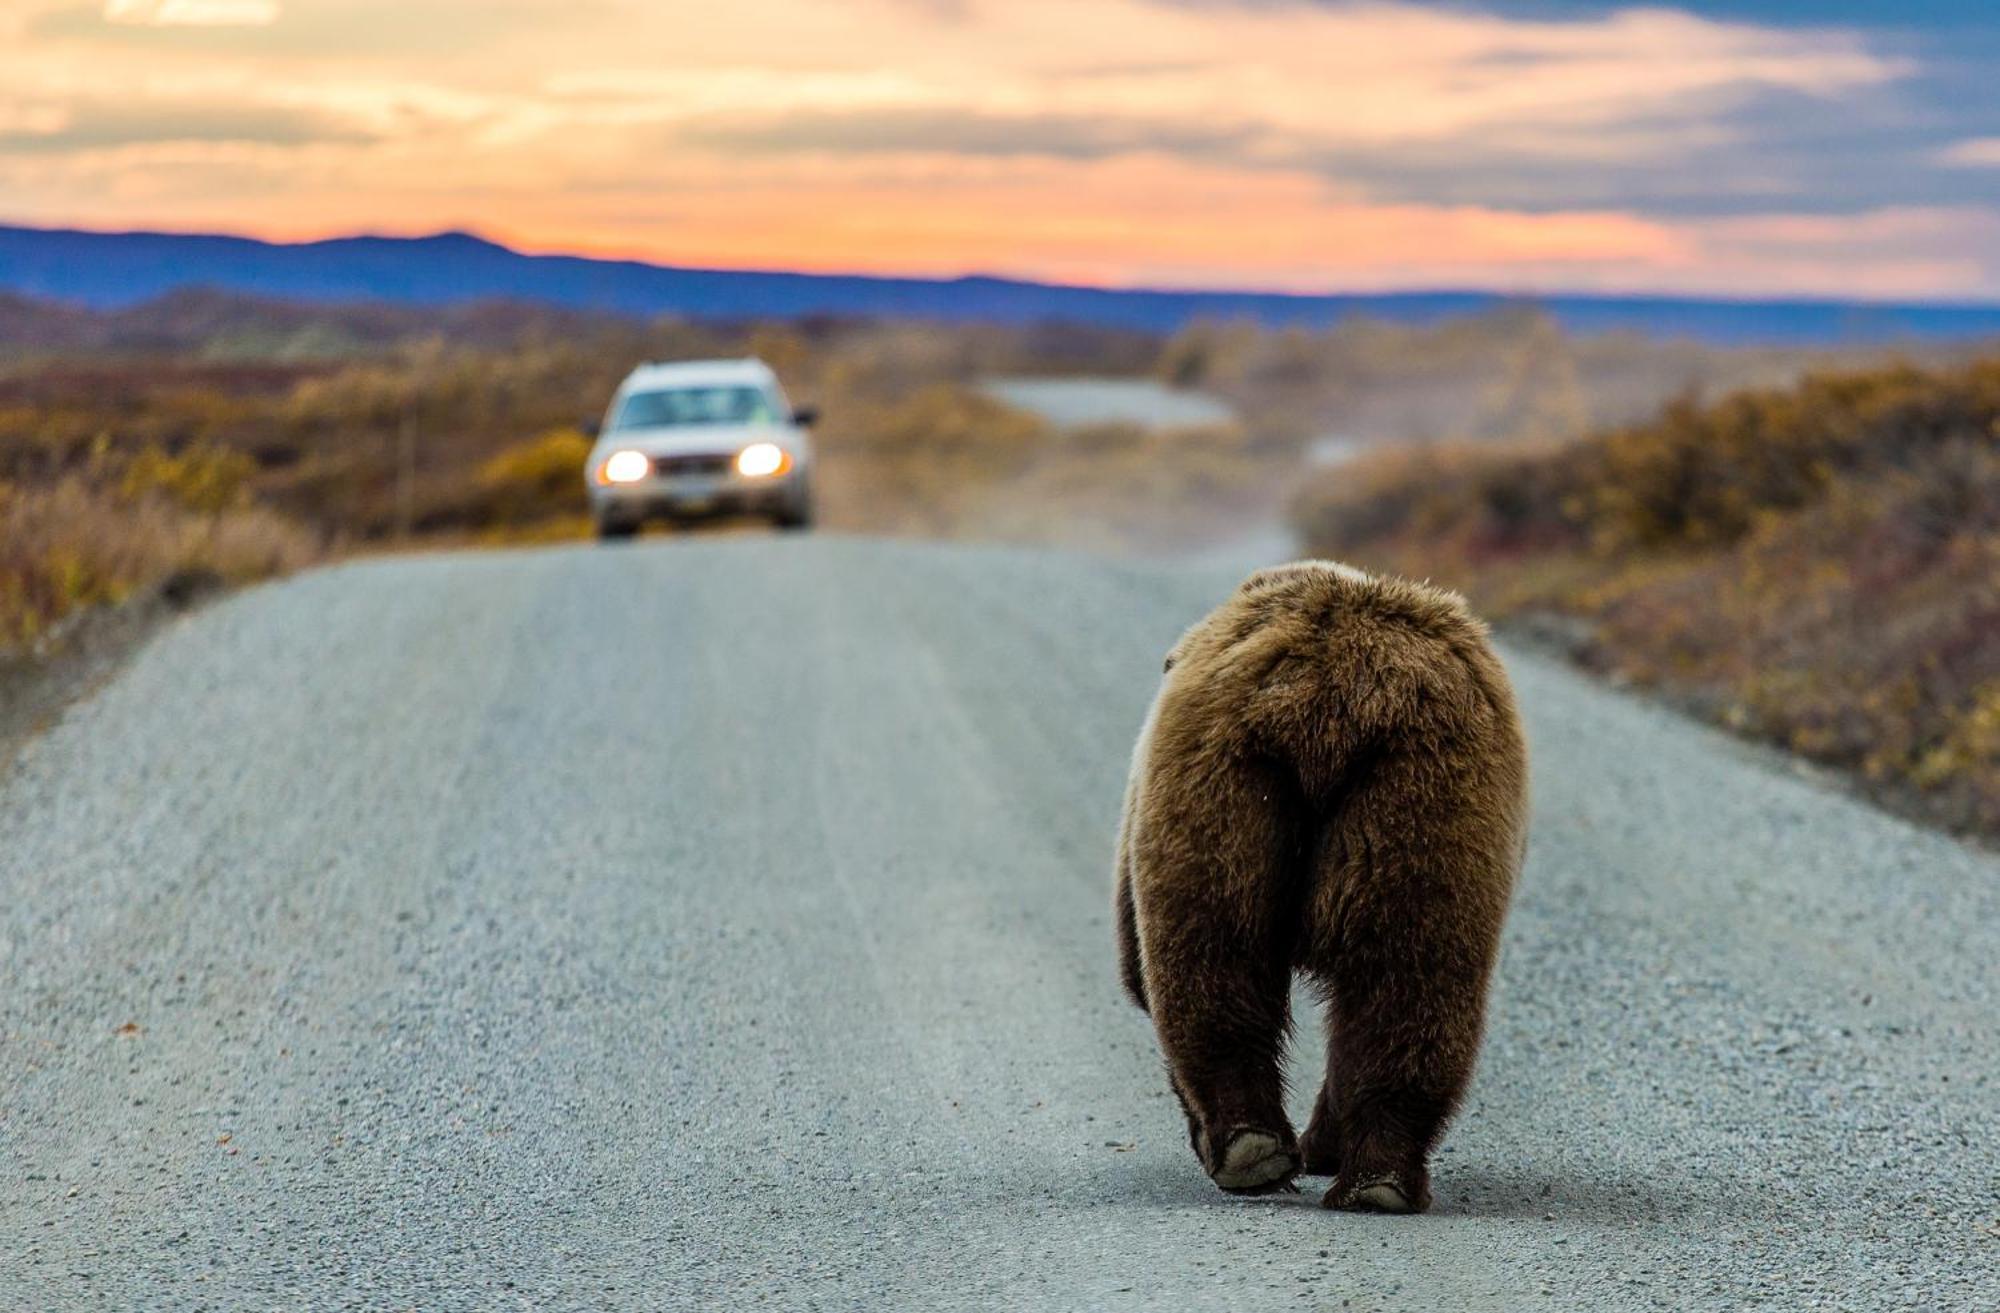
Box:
2;537;1995;1311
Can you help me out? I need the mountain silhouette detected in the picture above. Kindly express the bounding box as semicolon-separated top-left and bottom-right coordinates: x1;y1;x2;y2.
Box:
7;222;2000;345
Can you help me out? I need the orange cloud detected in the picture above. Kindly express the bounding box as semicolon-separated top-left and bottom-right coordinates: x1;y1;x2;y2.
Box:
104;0;281;26
2;0;1991;297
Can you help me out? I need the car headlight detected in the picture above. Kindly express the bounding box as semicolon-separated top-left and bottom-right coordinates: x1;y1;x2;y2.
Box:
599;449;652;485
736;443;789;478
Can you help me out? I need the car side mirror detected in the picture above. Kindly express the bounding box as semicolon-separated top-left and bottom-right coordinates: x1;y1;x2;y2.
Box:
580;419;602;438
792;406;819;428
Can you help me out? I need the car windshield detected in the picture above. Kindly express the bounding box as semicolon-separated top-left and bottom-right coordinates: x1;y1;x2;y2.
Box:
613;385;779;431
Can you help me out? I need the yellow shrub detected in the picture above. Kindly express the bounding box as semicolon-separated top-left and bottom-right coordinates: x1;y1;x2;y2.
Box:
120;444;256;515
1289;354;2000;839
1;477;315;644
1916;682;2000;789
475;428;593;525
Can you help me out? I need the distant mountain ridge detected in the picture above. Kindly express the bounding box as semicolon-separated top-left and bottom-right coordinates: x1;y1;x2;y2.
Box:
8;221;2000;346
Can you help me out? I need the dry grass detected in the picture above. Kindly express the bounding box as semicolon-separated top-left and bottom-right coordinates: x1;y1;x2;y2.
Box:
0;316;1170;647
12;294;1977;750
1292;358;2000;839
475;428;595;527
1156;306;1975;448
0;477;317;645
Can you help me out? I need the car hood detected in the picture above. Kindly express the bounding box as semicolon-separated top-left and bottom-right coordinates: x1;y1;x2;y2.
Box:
592;424;801;459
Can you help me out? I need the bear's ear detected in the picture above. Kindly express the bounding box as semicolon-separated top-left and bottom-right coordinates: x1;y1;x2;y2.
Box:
1239;563;1315;595
1162;617;1206;673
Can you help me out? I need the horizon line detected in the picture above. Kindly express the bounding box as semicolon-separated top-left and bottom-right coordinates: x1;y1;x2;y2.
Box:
9;216;2000;314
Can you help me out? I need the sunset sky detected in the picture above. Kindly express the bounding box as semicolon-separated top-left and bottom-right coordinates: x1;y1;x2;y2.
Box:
3;0;1998;297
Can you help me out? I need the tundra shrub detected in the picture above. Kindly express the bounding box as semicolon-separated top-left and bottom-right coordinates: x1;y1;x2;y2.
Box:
1291;356;2000;840
476;428;593;526
120;443;257;514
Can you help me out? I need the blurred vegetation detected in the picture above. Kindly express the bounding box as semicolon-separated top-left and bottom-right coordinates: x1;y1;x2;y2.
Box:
1292;358;2000;841
0;473;313;645
1149;305;1943;447
0;296;1176;641
476;428;595;526
7;283;1987;855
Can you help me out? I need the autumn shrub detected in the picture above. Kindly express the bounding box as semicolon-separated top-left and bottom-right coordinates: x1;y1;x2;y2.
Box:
1293;439;1582;567
1155;306;1940;452
0;478;317;643
474;428;593;527
119;443;257;514
1290;356;2000;839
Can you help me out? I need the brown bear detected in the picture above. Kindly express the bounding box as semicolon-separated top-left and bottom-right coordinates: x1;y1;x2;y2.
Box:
1114;560;1528;1213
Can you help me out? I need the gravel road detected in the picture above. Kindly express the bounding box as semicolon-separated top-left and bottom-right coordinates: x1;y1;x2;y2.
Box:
2;537;1995;1311
980;377;1236;429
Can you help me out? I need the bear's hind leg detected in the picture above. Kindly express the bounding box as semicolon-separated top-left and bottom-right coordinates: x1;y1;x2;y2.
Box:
1313;1004;1458;1214
1303;759;1512;1215
1149;947;1300;1195
1144;860;1312;1192
1295;974;1457;1208
1310;900;1500;1212
1135;760;1304;1196
1297;1030;1343;1177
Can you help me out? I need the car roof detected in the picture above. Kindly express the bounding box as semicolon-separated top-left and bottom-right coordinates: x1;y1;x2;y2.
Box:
619;358;781;391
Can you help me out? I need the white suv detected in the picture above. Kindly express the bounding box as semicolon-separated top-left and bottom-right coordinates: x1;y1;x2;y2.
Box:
585;358;815;538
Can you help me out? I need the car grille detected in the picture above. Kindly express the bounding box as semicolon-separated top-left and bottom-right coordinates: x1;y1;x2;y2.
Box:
654;454;734;478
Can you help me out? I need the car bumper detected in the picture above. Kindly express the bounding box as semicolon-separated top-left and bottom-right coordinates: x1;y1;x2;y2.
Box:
590;469;809;521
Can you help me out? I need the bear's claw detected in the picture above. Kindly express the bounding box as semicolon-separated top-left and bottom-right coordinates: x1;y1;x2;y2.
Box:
1324;1174;1420;1213
1211;1129;1301;1194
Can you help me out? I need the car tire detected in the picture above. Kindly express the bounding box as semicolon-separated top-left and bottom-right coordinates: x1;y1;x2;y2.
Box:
596;515;639;542
773;481;814;532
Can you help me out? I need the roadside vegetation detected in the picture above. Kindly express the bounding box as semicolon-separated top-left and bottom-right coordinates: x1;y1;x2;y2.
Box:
1151;306;1923;445
0;469;313;647
1292;358;2000;841
0;298;1173;642
7;287;1985;846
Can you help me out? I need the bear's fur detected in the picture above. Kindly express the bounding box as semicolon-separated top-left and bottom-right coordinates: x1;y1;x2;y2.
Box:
1114;560;1528;1212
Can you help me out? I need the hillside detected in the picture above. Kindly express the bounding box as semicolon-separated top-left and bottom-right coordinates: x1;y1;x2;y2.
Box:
9;222;2000;345
1292;358;2000;840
